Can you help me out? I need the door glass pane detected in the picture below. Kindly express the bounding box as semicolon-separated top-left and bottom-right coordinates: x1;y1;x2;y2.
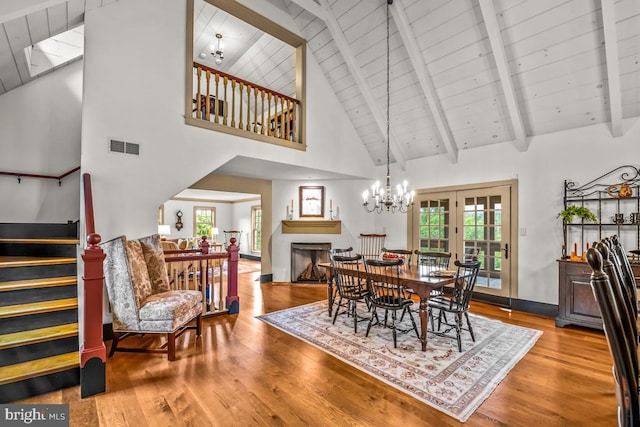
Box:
463;195;503;290
419;198;450;252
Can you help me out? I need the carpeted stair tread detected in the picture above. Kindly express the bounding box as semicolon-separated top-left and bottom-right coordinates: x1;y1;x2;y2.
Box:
0;352;78;385
0;276;77;292
0;298;78;319
0;323;79;350
0;238;79;245
0;256;76;268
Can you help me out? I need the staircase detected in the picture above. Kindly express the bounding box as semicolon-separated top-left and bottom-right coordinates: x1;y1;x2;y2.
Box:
0;222;80;403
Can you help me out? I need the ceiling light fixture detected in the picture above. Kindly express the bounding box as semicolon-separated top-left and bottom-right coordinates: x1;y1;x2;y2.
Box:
362;0;414;214
211;33;224;65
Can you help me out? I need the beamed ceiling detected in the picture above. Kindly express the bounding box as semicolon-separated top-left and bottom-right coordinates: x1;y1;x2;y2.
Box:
1;0;639;167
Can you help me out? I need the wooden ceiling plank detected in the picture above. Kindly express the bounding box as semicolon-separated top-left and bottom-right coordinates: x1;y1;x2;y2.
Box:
478;0;529;151
67;0;86;28
391;0;458;163
26;10;50;44
46;3;68;35
287;0;325;20
600;0;623;137
314;0;406;169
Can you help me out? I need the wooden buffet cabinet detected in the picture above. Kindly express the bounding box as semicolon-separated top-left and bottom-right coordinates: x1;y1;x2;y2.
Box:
556;165;640;330
556;259;640;330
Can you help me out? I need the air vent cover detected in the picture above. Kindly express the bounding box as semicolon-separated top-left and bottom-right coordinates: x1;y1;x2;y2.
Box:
109;138;140;155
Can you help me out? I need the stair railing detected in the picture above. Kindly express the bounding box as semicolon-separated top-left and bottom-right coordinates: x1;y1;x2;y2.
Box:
163;236;240;315
0;166;79;185
80;173;107;397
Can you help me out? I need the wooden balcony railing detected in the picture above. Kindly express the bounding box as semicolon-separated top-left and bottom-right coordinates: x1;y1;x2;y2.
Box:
193;62;301;145
163;236;240;316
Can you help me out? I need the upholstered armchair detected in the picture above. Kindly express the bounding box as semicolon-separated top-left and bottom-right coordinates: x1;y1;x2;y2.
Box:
102;233;202;361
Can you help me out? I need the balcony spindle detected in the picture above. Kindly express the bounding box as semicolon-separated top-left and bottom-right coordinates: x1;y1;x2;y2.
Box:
280;97;285;140
253;87;258;133
223;76;228;126
231;79;236;128
205;70;211;121
246;84;251;131
261;91;266;135
196;67;202;119
214;73;220;124
239;82;244;130
267;93;272;136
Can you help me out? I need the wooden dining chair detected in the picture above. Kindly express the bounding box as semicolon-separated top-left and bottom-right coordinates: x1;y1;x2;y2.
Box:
381;248;413;269
586;247;640;427
427;260;481;352
358;233;386;261
364;258;419;348
330;254;370;333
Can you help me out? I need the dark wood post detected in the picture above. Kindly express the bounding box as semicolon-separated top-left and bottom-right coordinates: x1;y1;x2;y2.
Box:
226;237;240;314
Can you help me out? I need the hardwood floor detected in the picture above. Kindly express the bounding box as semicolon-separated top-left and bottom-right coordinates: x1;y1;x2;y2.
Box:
15;260;618;426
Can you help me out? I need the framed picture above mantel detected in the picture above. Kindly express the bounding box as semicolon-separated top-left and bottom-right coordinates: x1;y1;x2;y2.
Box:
299;186;325;218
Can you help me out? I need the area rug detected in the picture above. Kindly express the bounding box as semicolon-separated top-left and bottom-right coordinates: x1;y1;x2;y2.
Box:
257;300;542;422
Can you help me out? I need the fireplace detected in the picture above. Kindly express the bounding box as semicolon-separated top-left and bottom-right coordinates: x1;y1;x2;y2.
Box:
291;242;331;283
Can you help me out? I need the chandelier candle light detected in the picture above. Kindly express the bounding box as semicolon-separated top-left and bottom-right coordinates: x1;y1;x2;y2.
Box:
362;0;414;214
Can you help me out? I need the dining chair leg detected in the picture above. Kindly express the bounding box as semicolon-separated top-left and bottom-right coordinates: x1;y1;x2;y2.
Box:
464;312;475;342
366;308;378;338
455;313;463;352
332;295;343;325
391;310;398;348
351;301;358;333
405;307;420;339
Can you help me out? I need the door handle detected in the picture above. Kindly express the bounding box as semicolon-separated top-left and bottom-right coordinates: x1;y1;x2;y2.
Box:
502;243;509;259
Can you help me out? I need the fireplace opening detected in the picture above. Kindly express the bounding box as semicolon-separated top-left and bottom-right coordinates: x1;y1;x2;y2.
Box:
291;242;331;283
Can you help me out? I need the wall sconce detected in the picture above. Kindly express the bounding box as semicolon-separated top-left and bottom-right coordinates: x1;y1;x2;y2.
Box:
175;210;184;231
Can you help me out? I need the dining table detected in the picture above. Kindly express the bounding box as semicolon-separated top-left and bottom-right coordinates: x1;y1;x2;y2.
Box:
318;262;457;352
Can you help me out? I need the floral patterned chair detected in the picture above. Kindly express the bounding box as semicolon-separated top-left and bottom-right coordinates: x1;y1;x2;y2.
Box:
101;233;202;361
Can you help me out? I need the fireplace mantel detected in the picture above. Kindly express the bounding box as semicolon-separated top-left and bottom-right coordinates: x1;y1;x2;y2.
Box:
281;220;341;234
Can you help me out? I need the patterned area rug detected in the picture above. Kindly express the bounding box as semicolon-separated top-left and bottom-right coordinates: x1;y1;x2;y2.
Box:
257;300;542;422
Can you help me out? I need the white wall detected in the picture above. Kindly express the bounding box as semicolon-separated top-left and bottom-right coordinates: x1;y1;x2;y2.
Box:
81;0;374;244
0;60;83;223
368;119;640;305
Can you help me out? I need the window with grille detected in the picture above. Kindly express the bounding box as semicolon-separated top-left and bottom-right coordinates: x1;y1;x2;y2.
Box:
251;206;262;253
194;207;215;238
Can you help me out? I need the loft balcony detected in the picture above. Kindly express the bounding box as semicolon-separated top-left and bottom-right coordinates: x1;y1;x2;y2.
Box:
186;61;304;151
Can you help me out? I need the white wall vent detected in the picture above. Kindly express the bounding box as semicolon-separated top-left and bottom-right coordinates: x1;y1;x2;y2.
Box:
109;138;140;155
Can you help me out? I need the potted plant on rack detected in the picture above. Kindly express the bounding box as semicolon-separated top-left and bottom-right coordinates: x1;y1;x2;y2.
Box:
557;205;597;224
558;205;597;259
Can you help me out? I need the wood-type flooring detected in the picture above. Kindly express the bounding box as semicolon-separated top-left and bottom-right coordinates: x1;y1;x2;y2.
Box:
13;260;618;426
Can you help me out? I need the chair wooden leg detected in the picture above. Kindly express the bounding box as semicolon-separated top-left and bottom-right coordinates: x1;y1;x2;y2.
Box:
109;332;120;357
465;312;475;342
332;296;343;325
196;314;202;337
456;313;463;352
167;333;176;361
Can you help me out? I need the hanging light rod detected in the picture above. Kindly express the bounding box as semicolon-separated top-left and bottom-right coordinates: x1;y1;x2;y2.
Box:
362;0;414;214
211;33;224;65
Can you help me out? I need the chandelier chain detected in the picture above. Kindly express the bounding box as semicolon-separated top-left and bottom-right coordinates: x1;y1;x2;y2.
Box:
361;0;414;214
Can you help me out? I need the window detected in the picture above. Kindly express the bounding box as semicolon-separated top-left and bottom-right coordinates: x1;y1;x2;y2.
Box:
251;206;262;253
194;207;216;238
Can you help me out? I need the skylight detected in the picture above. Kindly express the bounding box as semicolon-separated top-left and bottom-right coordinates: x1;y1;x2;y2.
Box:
25;25;84;78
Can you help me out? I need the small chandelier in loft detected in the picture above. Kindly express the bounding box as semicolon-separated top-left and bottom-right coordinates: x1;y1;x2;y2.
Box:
211;33;224;65
362;0;414;214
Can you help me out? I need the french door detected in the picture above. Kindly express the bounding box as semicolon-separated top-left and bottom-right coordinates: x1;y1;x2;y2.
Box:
411;184;514;299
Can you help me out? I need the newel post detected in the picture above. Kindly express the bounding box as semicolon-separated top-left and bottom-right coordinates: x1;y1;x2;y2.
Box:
80;232;106;398
226;237;240;314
